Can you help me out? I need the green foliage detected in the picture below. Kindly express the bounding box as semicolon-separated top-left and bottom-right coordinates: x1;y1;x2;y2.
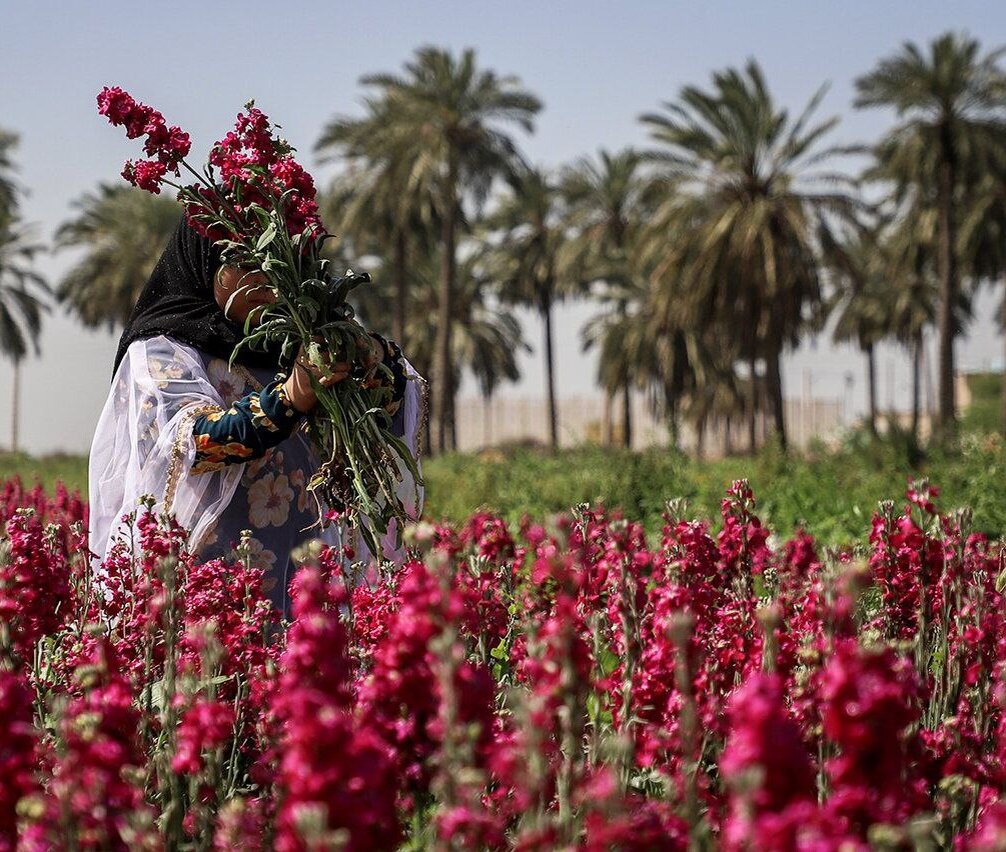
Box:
56;185;180;330
0;452;88;494
423;436;1006;545
10;434;1006;544
10;437;1006;548
961;372;1002;434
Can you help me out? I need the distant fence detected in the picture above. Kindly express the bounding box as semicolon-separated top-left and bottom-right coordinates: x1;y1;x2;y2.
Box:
451;393;845;456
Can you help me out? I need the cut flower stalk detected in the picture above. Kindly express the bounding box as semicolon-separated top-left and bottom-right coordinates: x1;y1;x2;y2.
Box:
97;87;422;557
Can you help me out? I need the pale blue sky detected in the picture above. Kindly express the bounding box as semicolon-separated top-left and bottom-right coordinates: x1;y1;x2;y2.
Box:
3;1;1006;453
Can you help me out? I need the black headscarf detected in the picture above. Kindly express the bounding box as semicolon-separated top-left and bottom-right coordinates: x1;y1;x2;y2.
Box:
113;215;286;375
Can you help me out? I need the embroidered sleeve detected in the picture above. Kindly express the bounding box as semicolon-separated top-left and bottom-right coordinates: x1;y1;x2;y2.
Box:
190;379;302;474
367;333;408;416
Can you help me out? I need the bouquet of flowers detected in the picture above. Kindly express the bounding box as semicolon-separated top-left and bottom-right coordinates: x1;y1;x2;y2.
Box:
96;87;422;557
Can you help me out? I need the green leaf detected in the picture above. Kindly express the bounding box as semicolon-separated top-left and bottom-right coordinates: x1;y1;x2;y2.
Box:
490;639;508;661
256;222;278;251
260;256;289;273
599;646;620;676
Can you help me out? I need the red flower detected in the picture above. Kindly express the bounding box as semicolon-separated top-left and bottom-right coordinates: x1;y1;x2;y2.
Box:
721;673;816;848
98;86;189;173
122;159;168;193
269;158;316;199
0;666;38;848
23;641;157;850
124;102;155;140
819;639;924;829
96;86;136;124
0;509;70;656
214;798;267;851
172;698;236;774
273;566;401;851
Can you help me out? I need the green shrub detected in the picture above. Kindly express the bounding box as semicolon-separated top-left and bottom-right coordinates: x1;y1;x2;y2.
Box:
6;430;1006;546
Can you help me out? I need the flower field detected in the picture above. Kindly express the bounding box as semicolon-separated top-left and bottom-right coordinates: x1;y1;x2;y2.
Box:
4;473;1006;850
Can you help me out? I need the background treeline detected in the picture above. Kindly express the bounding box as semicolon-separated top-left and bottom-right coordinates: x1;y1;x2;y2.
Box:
5;33;1006;456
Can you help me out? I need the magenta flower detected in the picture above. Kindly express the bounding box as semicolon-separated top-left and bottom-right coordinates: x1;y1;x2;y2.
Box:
0;666;38;849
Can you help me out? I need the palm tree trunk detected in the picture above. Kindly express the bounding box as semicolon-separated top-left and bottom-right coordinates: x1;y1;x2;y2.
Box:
936;148;958;440
11;360;20;454
695;413;706;460
1000;292;1006;437
542;297;558;451
911;331;923;443
393;229;408;349
765;348;787;450
748;353;758;454
483;392;493;447
433;167;458;454
724;414;733;457
447;367;458;452
865;342;877;436
622;381;632;450
602;393;613;446
669;400;680;451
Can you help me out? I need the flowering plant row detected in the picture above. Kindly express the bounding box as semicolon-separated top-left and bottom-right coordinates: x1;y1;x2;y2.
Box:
96;87;421;554
3;477;1006;849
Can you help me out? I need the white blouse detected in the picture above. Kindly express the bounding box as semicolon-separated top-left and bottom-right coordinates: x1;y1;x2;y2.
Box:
88;335;425;610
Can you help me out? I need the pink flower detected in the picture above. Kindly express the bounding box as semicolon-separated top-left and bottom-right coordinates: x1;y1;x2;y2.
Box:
172;698;236;774
122;158;167;193
96;86;136;124
165;126;191;161
269;158;316;199
819;639;924;829
273;566;401;851
0;509;70;656
98;86;189;171
721;673;816;848
962;800;1006;851
124;102;155;140
906;479;940;515
721;673;814;812
0;666;38;848
24;641;157;850
214;797;267;851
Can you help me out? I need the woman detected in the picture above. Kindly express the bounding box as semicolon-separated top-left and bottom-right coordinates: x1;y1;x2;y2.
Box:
88;217;425;613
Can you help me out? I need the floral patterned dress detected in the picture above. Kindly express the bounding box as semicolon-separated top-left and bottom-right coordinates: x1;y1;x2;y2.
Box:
88;334;419;617
193;356;323;613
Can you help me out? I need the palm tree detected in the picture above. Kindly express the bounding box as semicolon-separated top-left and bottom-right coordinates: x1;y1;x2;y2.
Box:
452;272;526;448
480;167;572;450
824;225;890;435
641;61;861;450
855;32;1006;439
582;265;732;454
355;46;541;452
317;100;439;349
0;130;49;453
682;361;744;458
351;247;527;449
884;225;941;443
561;149;649;447
0;129;21;224
0;217;50;452
960;172;1006;434
56;184;180;329
581;278;646;448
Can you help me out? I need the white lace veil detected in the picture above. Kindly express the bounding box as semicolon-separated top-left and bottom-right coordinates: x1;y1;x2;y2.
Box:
88;335;426;572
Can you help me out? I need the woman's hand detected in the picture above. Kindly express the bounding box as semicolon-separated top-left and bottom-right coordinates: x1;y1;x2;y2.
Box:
282;346;350;413
361;333;384;377
281;335;382;413
214;264;276;326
